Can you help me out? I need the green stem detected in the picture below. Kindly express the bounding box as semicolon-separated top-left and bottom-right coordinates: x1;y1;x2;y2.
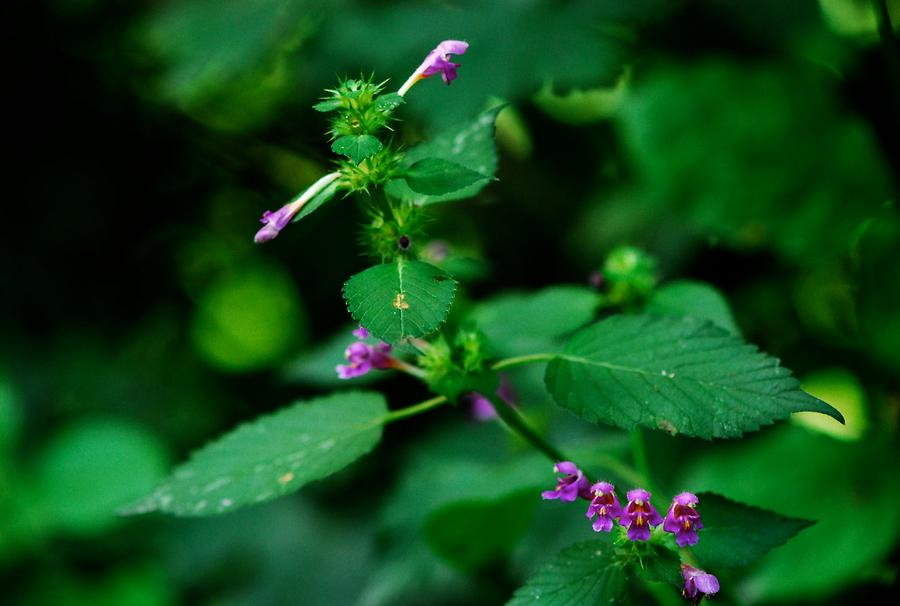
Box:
383;395;448;424
629;427;656;494
490;396;568;463
490;353;559;371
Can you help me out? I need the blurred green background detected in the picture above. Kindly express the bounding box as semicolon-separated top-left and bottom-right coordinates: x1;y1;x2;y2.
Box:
2;0;899;604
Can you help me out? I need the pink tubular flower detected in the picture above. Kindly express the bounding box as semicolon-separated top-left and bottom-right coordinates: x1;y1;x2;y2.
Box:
585;482;622;532
681;564;720;602
397;40;469;96
255;172;340;243
541;461;592;502
335;325;393;379
664;492;703;547
620;488;663;541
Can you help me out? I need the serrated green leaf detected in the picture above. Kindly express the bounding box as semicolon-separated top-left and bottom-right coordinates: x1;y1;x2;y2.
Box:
313;98;344;112
692;492;812;569
468;286;602;357
343;259;457;344
375;92;404;112
291;178;341;223
403;158;488;196
507;540;627;605
386;106;503;205
647;280;740;336
122;391;387;517
544;315;844;439
331;134;384;164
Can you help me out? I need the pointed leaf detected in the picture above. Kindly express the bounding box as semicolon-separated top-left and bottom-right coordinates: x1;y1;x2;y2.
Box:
331;134;384;164
386;106;503;204
544;315;844;439
507;540;627;605
343;259;457;344
404;158;489;196
122;391;387;517
313;98;344;112
692;492;813;569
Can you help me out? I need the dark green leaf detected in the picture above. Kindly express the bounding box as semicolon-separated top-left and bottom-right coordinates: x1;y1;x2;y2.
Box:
375;93;404;112
507;540;627;605
425;489;537;572
647;280;740;335
331;134;384;164
403;158;488;196
292;178;342;222
122;391;387;516
342;259;457;344
692;492;812;569
468;286;601;357
386;106;503;204
545;315;844;439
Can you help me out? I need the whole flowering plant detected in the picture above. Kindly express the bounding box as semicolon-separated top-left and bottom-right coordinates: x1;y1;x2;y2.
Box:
126;37;847;606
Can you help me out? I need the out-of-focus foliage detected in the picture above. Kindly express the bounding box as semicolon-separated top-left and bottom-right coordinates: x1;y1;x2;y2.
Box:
4;0;898;604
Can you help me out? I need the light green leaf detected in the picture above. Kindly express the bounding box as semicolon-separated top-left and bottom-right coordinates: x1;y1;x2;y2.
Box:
330;134;384;164
374;93;404;112
292;178;341;222
692;492;812;569
507;540;627;605
35;418;168;534
386;106;503;205
313;98;344;112
545;315;843;439
123;391;387;517
403;158;489;196
468;286;601;357
343;259;457;344
647;280;740;335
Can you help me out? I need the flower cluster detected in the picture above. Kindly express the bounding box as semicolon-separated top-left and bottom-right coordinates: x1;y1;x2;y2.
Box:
335;325;394;379
542;461;704;546
542;462;718;600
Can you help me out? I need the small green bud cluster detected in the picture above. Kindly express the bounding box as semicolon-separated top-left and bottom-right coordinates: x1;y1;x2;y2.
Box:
314;76;406;193
600;246;659;307
418;328;491;401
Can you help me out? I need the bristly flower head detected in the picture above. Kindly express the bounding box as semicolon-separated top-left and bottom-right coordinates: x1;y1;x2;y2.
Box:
255;172;340;244
681;564;720;603
336;325;394;379
585;482;622;532
398;40;469;96
620;488;664;541
664;492;703;547
541;461;592;502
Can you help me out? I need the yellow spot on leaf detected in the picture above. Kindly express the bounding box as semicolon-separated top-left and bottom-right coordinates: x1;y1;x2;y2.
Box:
392;292;410;310
278;472;295;485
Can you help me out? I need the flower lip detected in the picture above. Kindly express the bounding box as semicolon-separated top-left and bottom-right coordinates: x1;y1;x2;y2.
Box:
541;461;591;502
398;39;469;96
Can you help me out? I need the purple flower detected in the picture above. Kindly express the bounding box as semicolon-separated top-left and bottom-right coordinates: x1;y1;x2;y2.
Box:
398;40;469;96
541;461;592;502
255;172;340;244
464;374;517;421
335;325;394;379
620;488;663;541
681;564;720;601
664;492;703;547
585;482;622;532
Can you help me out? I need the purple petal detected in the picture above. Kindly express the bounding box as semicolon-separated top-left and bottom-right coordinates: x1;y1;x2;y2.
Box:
675;528;699;547
555;461;579;475
592;516;614;533
694;572;720;595
469;393;497;421
627;524;651;541
674;492;699;507
626;488;651;503
352;325;369;340
436;40;469;56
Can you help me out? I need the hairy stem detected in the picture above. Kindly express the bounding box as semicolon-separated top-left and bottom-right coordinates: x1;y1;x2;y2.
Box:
490;395;568;463
491;353;559;371
383;395;448;424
